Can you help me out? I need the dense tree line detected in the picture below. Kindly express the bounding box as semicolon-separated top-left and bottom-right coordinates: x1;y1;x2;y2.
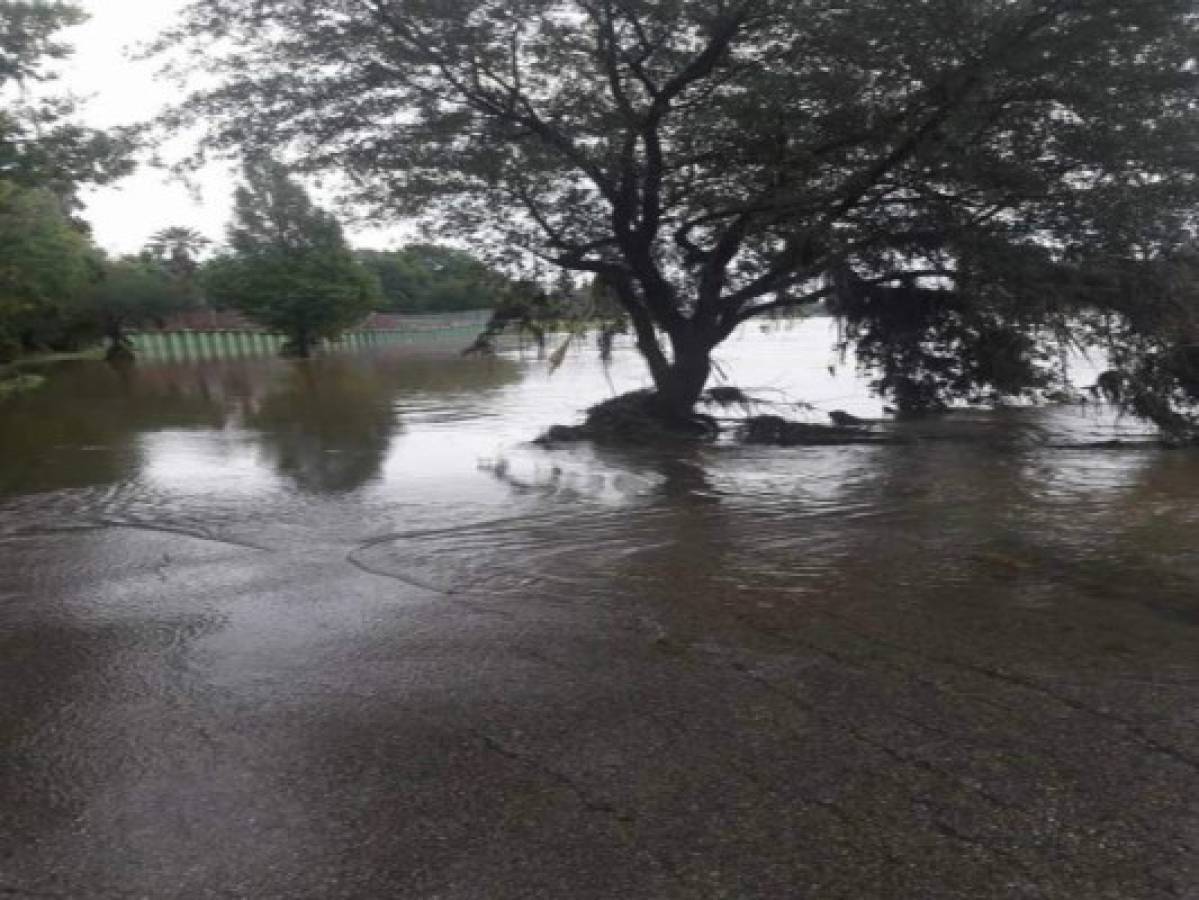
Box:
356;245;502;315
0;3;502;365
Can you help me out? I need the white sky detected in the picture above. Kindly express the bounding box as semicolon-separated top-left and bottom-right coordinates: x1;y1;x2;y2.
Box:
60;0;230;254
61;1;410;255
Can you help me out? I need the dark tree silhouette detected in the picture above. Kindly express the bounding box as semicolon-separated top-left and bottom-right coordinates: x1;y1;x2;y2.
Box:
164;0;1199;435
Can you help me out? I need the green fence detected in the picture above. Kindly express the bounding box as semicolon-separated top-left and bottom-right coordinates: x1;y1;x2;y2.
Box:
128;313;490;363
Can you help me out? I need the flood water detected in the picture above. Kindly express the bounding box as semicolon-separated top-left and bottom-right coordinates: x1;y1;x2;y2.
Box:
2;321;1197;898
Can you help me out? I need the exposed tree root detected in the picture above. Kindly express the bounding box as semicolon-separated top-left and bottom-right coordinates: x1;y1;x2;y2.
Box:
536;390;717;445
536;390;911;446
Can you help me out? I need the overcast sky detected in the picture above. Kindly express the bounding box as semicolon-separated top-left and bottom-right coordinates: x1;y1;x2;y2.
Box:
59;1;232;254
63;1;407;255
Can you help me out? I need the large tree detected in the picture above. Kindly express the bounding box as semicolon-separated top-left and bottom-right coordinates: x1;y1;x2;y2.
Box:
0;1;139;359
0;178;97;359
75;255;198;360
164;0;1199;433
144;226;211;282
203;160;379;357
1;2;136;212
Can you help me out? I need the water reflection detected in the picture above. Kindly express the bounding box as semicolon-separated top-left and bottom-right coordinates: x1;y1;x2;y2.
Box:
247;360;398;494
0;360;227;496
0;349;522;501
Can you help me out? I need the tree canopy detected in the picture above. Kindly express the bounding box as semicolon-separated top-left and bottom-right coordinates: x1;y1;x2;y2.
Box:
76;255;198;359
203;160;379;357
144;226;210;282
164;1;1199;433
0;179;97;358
356;244;500;314
0;0;84;86
1;2;136;211
0;1;143;360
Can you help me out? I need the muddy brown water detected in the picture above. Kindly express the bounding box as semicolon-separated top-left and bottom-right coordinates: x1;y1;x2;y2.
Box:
1;322;1197;898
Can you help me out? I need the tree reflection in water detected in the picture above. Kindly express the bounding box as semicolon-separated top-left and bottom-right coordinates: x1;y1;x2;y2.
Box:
0;349;524;498
247;360;397;494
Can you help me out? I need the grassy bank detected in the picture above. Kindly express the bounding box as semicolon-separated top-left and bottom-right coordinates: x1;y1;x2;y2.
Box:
0;347;103;373
0;348;104;400
0;373;47;399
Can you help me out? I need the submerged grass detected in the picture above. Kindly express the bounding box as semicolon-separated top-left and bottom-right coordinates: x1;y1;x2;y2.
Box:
0;373;47;399
0;348;103;401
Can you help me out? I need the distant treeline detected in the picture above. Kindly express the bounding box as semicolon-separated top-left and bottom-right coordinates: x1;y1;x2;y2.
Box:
355;246;501;315
0;222;508;363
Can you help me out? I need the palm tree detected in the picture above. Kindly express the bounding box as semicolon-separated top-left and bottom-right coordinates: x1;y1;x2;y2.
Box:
144;227;211;281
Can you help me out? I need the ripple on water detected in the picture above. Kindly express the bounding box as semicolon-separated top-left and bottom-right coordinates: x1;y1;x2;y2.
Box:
2;328;1198;624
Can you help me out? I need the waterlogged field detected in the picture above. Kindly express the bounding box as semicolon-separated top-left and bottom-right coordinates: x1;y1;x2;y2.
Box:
1;321;1197;898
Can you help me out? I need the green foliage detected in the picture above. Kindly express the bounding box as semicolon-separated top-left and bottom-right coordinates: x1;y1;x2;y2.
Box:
834;271;1055;416
587;275;630;360
143;225;209;289
0;103;138;210
1074;253;1199;442
0;1;85;86
203;161;379;356
0;3;136;210
166;0;1199;433
0;372;46;399
0;179;93;309
464;279;563;355
0;178;97;357
0;191;200;362
356;244;498;313
75;256;197;356
0;1;141;359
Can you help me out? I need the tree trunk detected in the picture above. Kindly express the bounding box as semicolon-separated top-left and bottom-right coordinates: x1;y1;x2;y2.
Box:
617;289;714;424
104;322;134;363
650;334;713;421
286;329;313;358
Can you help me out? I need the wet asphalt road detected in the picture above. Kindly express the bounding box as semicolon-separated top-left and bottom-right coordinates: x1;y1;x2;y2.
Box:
3;509;1198;898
